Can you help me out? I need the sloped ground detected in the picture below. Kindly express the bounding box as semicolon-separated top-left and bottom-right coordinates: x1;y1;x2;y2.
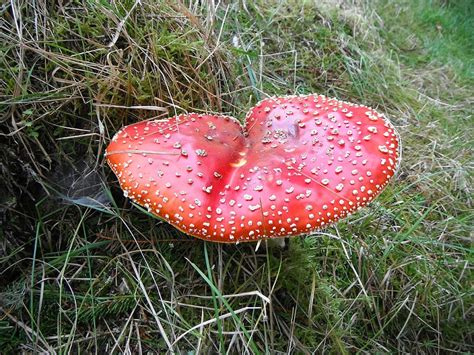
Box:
0;0;472;352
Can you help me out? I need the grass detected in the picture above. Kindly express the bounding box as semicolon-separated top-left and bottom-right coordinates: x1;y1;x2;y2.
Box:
0;0;472;352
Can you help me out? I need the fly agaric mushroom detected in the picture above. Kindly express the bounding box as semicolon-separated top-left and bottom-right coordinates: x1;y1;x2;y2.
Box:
105;94;400;243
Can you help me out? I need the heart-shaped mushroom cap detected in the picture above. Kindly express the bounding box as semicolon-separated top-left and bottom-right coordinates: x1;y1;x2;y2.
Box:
106;94;400;242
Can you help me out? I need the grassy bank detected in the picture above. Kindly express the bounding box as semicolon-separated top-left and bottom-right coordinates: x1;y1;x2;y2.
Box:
1;0;472;352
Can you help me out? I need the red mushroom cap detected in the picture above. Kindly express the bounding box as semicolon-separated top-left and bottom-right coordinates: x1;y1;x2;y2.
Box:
105;94;400;243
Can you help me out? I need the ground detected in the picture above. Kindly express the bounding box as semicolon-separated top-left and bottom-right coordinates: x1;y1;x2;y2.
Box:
0;0;472;353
